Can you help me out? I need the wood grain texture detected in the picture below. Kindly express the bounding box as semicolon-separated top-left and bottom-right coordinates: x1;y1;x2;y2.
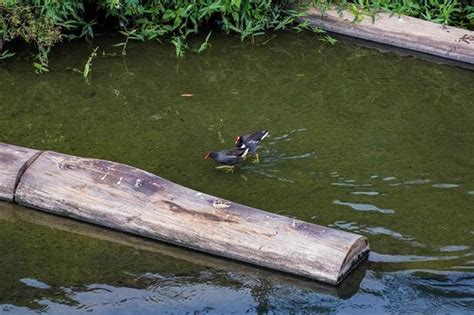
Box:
0;143;40;202
304;7;474;64
14;150;368;284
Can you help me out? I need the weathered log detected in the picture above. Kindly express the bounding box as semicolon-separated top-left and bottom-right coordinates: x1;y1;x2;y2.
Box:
303;7;474;64
0;202;367;298
1;142;369;284
0;144;40;202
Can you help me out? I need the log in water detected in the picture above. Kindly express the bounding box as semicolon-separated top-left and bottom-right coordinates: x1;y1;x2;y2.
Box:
0;203;367;298
0;142;369;284
0;143;40;202
303;7;474;65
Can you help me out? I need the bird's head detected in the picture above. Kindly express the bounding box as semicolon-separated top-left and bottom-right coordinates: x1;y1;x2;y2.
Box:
235;135;244;147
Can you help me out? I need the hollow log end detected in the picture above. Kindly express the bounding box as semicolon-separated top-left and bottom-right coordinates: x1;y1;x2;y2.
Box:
336;236;369;284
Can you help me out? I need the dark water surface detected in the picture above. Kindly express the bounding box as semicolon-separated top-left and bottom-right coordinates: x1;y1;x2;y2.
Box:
0;33;473;314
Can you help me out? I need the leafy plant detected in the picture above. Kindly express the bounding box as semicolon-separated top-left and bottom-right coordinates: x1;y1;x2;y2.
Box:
83;46;98;80
0;50;15;60
320;34;338;45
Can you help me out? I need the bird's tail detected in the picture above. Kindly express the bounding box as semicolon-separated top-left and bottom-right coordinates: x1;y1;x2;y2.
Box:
241;147;249;159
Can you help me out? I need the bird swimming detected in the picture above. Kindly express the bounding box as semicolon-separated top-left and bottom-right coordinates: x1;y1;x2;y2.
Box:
235;130;269;163
205;147;249;173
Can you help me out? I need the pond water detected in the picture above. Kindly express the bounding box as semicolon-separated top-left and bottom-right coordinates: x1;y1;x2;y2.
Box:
0;32;473;314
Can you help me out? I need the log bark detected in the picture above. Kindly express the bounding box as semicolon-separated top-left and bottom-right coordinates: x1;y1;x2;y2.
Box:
0;143;40;202
1;143;369;284
303;7;474;64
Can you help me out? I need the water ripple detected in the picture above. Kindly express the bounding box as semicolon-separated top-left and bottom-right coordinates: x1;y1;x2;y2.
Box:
333;200;395;214
351;191;379;196
439;245;471;252
370;252;460;263
20;278;51;289
403;179;431;185
432;183;460;188
331;182;372;187
330;221;419;246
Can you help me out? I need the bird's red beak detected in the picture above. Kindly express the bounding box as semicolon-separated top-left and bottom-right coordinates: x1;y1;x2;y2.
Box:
204;151;211;160
234;136;240;144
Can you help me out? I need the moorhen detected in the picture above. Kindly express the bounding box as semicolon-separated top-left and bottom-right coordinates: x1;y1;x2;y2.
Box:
235;130;269;163
205;147;249;172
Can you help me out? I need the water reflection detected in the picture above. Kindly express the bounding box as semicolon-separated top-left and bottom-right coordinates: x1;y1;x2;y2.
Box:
333;200;395;214
351;191;379;196
0;202;365;313
432;183;460;188
330;221;420;246
3;268;473;313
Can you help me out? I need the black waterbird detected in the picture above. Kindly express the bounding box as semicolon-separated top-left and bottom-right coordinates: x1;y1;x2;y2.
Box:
205;147;249;172
235;130;269;163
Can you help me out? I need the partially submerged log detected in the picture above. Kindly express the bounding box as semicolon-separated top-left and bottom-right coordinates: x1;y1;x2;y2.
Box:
1;142;369;284
0;202;367;298
0;144;40;202
303;7;474;64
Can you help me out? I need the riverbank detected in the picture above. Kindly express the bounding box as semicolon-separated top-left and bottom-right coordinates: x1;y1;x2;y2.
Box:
1;1;473;70
302;6;474;64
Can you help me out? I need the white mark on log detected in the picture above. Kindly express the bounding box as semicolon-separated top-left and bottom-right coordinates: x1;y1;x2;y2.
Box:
135;179;143;188
101;171;110;181
117;177;123;185
213;199;231;209
58;162;67;170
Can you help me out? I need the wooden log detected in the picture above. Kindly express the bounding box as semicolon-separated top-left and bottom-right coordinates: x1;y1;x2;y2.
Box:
0;202;367;298
2;144;369;284
0;143;40;202
303;7;474;64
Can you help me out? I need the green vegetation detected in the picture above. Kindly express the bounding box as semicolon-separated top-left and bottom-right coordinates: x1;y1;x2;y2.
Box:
0;1;472;72
0;1;316;71
317;1;473;29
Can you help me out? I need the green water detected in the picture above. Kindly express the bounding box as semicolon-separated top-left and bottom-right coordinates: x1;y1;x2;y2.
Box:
0;32;473;313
